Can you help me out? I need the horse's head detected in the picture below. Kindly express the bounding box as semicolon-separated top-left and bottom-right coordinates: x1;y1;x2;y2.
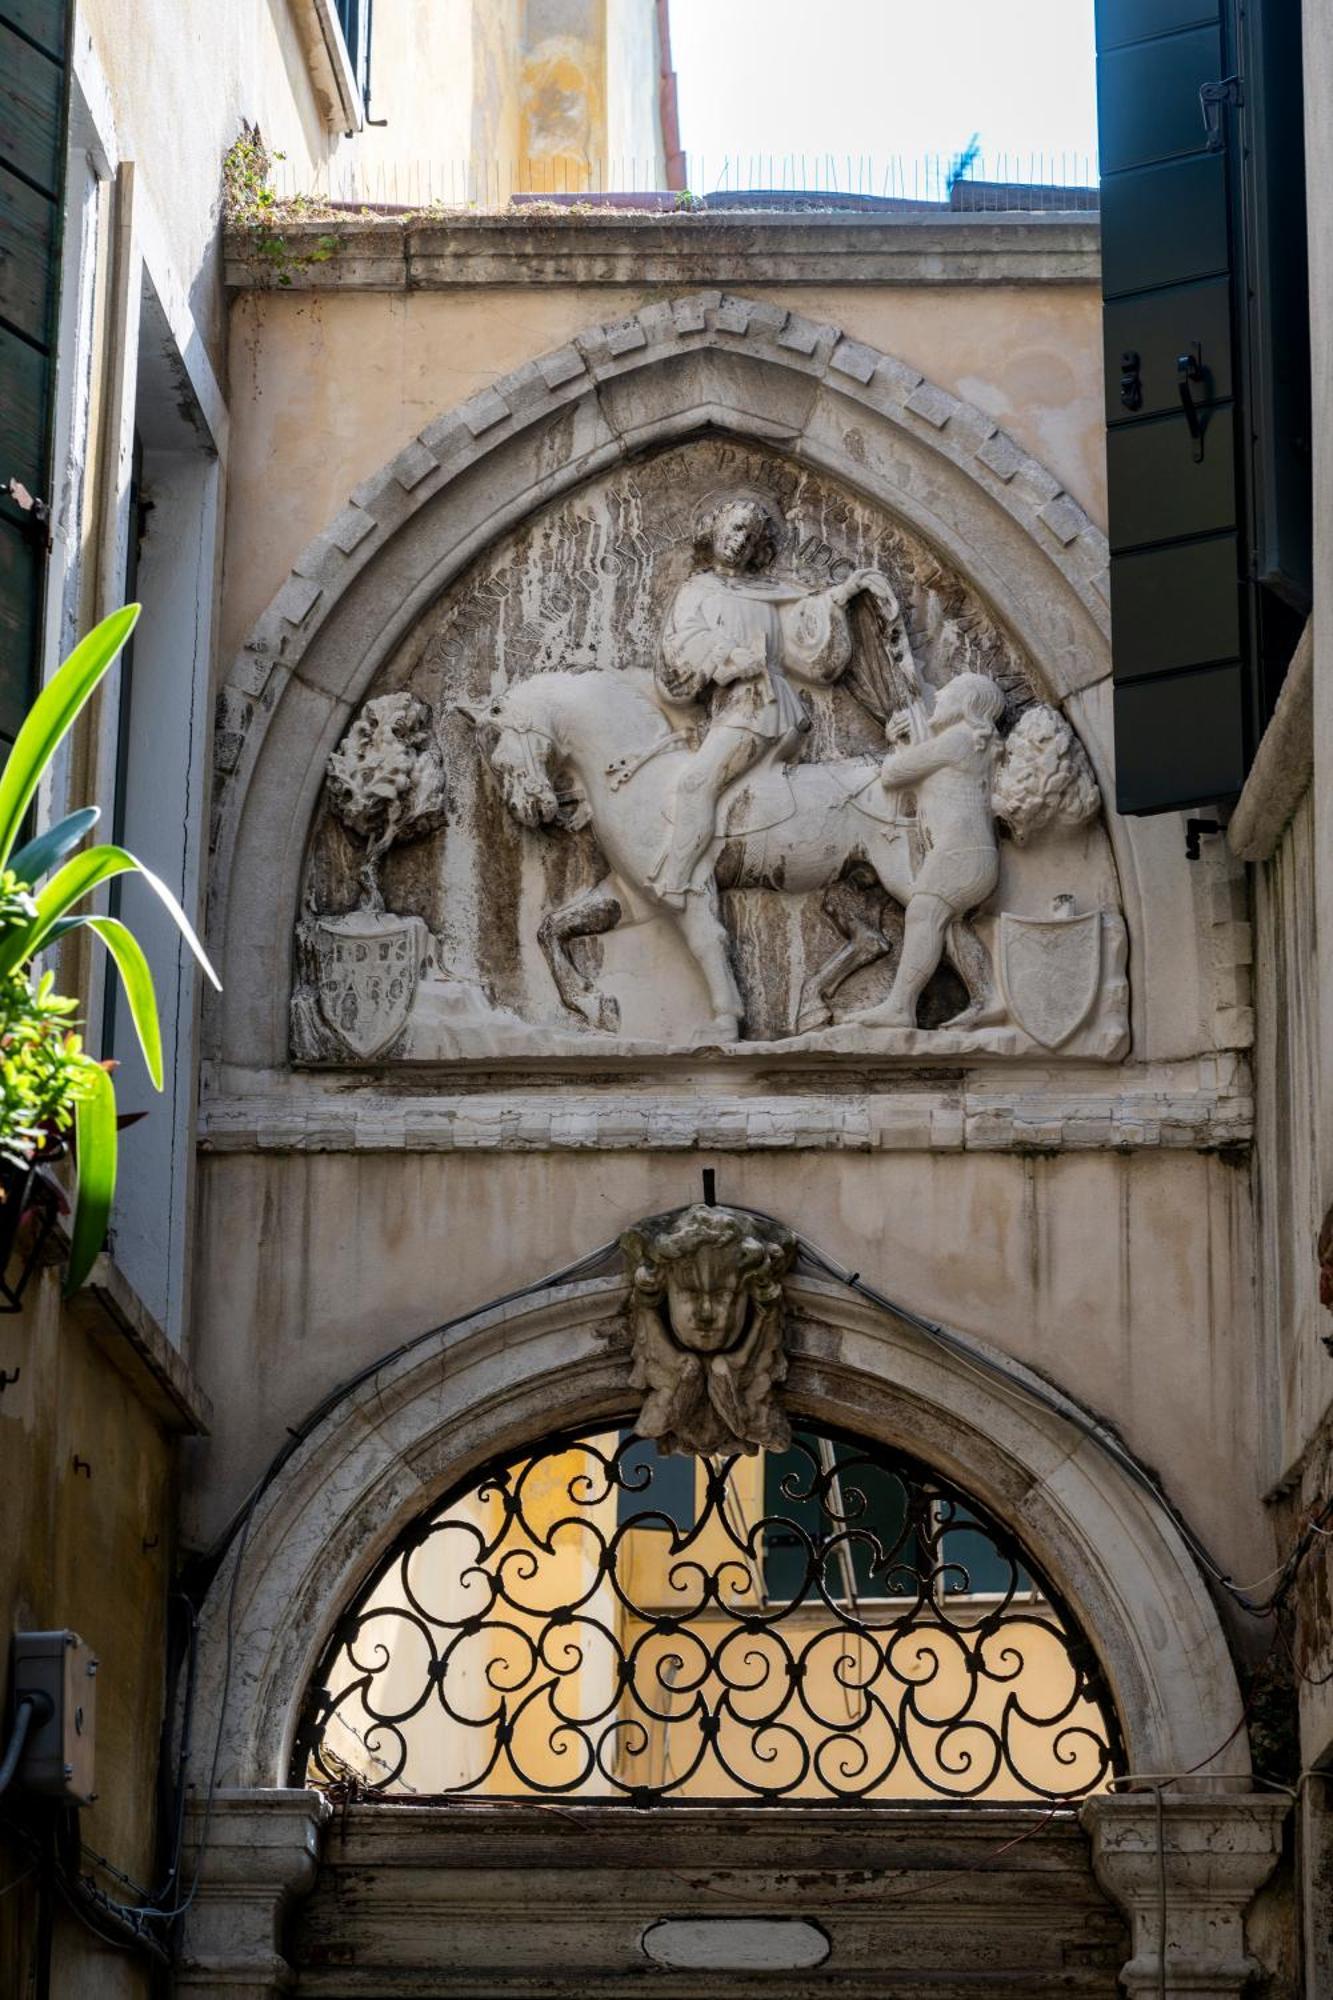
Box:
454;685;561;829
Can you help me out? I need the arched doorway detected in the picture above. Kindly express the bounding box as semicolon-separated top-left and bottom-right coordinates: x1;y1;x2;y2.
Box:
175;1229;1283;1998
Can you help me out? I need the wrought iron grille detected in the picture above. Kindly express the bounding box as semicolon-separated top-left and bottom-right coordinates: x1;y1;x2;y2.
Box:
293;1422;1123;1805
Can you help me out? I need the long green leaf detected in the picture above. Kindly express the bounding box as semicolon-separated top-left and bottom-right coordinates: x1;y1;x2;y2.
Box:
64;1059;117;1296
0;607;139;869
10;807;100;886
129;859;221;992
0;846;138;981
3;844;220;994
82;916;163;1089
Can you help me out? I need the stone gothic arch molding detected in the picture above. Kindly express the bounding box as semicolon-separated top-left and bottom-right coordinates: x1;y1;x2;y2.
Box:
207;291;1192;1070
189;1261;1248;1791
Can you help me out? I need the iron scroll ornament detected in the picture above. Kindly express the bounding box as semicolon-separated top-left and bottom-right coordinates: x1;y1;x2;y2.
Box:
293;1422;1124;1806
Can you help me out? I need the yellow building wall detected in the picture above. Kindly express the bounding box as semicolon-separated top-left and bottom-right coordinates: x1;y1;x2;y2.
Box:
0;1270;180;2000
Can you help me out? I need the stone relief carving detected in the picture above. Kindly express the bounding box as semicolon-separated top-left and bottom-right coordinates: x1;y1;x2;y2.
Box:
324;693;449;912
291;437;1129;1064
615;1203;797;1457
292;694;451;1060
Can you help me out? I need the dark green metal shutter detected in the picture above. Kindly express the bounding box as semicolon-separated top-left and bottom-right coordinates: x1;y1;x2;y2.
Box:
0;0;69;744
1232;0;1310;717
1097;0;1247;814
1097;0;1310;816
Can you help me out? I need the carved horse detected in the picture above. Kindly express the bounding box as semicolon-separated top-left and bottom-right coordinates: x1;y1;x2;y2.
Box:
460;669;993;1041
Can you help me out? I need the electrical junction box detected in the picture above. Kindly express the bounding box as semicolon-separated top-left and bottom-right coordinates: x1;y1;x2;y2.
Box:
12;1630;98;1802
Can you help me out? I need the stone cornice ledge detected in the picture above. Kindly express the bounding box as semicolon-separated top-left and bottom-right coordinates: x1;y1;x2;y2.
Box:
1227;617;1313;862
198;1054;1251;1155
65;1252;212;1435
224;211;1100;292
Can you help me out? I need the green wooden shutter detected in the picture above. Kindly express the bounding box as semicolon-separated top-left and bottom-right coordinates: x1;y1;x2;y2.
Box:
1097;0;1310;815
1231;0;1310;717
0;0;69;744
1097;0;1248;814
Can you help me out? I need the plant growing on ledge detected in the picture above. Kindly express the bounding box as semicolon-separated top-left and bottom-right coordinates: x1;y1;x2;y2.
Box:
222;123;341;286
0;606;219;1297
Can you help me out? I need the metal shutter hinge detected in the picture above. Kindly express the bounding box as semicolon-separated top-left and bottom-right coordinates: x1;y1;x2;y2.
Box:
1200;76;1244;151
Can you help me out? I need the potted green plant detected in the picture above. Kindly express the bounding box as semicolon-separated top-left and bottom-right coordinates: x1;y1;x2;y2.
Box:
0;605;218;1298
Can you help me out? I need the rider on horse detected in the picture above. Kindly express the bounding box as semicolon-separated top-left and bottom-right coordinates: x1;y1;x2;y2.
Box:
652;495;897;909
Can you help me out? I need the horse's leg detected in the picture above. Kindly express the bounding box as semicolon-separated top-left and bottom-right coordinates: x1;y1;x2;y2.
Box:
795;870;901;1033
675;892;744;1043
941;915;1006;1028
538;876;624;1034
855;891;952;1029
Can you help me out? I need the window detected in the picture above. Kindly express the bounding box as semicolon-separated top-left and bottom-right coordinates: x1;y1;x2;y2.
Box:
99;279;219;1338
332;0;370;107
761;1433;1031;1603
617;1432;696;1532
294;1420;1119;1804
0;0;71;742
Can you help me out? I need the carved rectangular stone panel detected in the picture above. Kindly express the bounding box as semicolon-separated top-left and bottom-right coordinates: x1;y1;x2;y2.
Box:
288;1803;1127;1996
290;438;1129;1071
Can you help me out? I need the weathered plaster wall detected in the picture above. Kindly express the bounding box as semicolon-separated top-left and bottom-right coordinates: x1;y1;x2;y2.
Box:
353;0;665;198
186;1146;1265;1594
221;279;1105;662
350;0;477;189
606;0;666;185
195;226;1270;1821
0;1273;176;2000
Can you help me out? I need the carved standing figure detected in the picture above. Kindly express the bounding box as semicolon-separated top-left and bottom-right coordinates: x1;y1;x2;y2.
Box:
854;673;1007;1031
619;1204;797;1456
652;496;897;906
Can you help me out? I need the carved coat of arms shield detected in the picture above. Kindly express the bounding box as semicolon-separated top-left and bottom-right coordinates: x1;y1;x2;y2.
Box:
311;911;427;1060
997;909;1101;1050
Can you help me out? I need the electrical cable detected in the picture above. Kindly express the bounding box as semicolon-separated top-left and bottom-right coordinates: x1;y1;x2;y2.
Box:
0;1697;40;1797
781;1223;1306;1619
47;1858;171;1965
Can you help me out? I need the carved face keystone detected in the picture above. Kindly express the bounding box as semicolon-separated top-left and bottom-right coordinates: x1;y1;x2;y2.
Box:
663;1244;750;1354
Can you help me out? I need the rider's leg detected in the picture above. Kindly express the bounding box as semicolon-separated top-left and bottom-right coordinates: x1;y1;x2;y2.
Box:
655;727;763;903
855;891;952;1029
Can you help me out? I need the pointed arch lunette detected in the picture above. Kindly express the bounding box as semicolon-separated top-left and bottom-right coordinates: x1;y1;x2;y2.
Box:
206;290;1181;1069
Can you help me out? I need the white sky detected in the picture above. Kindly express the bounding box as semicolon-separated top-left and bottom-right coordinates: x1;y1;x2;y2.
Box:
667;0;1100;191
